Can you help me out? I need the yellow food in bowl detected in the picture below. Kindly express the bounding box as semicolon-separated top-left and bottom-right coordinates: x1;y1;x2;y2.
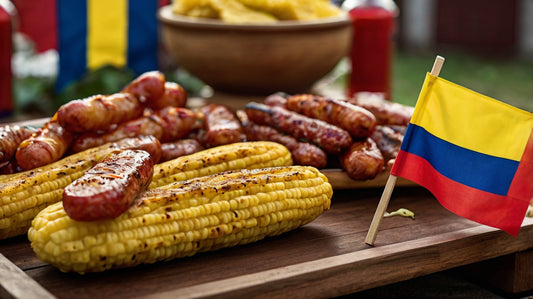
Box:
173;0;342;23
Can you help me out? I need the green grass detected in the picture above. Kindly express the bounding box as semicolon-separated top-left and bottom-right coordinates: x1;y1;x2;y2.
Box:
392;50;533;112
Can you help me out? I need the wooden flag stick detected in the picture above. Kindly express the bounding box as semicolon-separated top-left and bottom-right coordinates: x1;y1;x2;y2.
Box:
364;55;445;246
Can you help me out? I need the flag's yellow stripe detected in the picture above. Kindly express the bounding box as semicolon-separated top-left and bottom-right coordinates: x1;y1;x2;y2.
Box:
411;73;533;161
87;0;128;70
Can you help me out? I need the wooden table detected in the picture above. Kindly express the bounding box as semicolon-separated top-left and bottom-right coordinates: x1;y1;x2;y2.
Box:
2;185;533;299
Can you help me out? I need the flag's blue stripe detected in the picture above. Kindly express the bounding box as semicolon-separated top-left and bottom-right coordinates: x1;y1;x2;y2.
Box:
56;0;87;91
401;124;519;195
127;1;158;74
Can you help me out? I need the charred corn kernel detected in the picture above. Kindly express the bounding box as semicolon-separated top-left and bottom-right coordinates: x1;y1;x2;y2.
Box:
150;141;292;189
0;142;141;240
29;165;332;273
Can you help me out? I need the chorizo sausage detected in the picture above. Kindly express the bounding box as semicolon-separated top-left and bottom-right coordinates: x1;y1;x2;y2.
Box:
236;110;327;168
62;149;155;221
57;93;144;133
160;139;204;162
347;95;414;126
264;92;289;108
15;118;75;170
149;82;188;110
371;125;405;163
340;138;384;180
199;104;245;148
71;107;203;152
245;102;352;155
121;71;166;108
0;124;35;163
286;94;376;138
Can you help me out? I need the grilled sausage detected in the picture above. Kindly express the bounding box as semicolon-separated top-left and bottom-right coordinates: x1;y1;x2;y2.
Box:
347;96;414;126
199;104;245;148
371;125;405;163
286;94;376;138
149;82;188;110
15;118;75;170
245;102;352;155
0;125;35;163
57;93;144;133
237;110;327;168
121;71;166;107
62;149;155;221
264;92;289;107
340;138;385;180
160;139;204;162
70;107;203;153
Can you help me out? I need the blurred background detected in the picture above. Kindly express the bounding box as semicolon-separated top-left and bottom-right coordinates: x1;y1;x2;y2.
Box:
0;0;532;123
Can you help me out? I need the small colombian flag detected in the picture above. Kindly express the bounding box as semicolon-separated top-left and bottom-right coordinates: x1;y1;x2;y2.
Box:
56;0;160;91
391;73;533;236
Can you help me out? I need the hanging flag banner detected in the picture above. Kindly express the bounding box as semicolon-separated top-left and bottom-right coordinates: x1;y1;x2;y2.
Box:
56;0;159;91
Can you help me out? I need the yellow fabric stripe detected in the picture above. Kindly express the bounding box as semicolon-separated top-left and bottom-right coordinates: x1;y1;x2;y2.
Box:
411;73;533;161
87;0;128;70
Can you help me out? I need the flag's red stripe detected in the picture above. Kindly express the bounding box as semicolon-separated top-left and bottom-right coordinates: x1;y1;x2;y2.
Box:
392;150;529;236
508;130;533;201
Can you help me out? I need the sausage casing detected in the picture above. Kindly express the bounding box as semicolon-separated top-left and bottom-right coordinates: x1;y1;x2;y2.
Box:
149;82;188;110
199;104;245;148
70;107;203;152
15;119;75;170
340;138;384;180
62;149;155;221
286;94;376;138
237;110;327;168
347;96;414;126
57;93;144;133
0;125;35;163
160;139;204;162
121;71;166;107
245;102;352;155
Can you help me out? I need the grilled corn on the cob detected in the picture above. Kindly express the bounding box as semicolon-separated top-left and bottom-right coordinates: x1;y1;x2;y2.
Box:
0;141;143;239
150;141;292;188
29;165;332;273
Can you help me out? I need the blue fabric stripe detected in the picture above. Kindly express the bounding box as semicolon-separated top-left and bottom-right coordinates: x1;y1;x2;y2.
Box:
56;0;87;91
127;0;158;74
401;124;519;195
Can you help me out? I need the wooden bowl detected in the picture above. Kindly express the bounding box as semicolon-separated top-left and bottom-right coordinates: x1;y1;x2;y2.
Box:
158;5;352;95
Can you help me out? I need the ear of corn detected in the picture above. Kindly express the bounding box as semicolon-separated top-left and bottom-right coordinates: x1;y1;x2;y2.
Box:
0;141;290;240
29;165;332;273
149;141;293;189
0;141;145;239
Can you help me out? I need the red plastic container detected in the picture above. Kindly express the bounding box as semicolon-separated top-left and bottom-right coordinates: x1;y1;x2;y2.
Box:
345;0;397;100
0;4;13;116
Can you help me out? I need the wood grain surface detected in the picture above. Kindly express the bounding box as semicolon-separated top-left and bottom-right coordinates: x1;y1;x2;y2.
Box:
1;187;532;298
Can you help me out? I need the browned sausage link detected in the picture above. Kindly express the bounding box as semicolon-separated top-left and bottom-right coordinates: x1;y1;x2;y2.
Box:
160;139;204;162
340;138;384;180
121;71;166;107
155;106;204;142
57;93;144;133
63;149;155;221
107;135;162;164
236;110;327;168
371;125;404;163
199;104;245;148
245;102;352;155
286;94;376;138
0;125;35;163
71;107;203;152
347;96;414;126
149;82;188;110
15;119;75;170
264;92;290;108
